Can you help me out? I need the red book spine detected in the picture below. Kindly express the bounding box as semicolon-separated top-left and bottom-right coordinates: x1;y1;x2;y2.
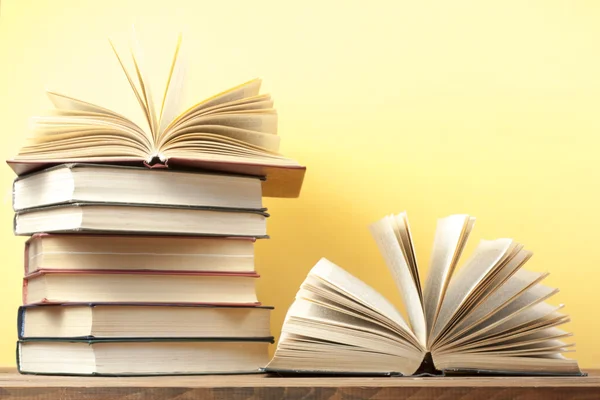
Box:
24;269;260;279
23;239;29;276
22;278;27;304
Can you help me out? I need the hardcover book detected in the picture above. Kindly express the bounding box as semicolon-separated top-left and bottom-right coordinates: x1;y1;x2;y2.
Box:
23;270;261;306
24;234;257;274
18;304;272;339
18;338;273;376
13;163;265;212
14;203;269;237
266;212;583;376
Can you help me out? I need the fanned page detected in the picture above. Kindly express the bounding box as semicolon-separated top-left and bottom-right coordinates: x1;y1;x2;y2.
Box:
9;30;305;198
108;38;154;149
369;213;427;347
158;34;186;136
266;258;425;376
129;28;159;139
267;212;581;376
428;238;515;345
423;214;474;345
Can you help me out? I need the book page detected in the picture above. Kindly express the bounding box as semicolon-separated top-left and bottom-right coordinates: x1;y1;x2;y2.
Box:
430;238;513;345
162;132;283;158
484;304;565;339
268;275;426;376
33;116;150;141
168;95;272;131
166;112;278;141
160;149;300;166
45;109;148;136
447;285;561;349
198;98;273;117
423;214;474;341
369;214;426;347
108;39;154;147
307;258;419;343
443;269;545;343
268;332;424;375
282;319;419;358
285;298;418;351
296;287;416;341
452;319;570;352
476;316;571;352
165;79;263;134
46;91;127;119
130;27;159;140
108;40;149;122
163;126;280;155
439;245;529;338
296;281;421;348
15;145;147;160
175;112;277;134
28;126;151;153
470;283;558;335
454;327;570;353
393;213;422;302
158;34;186;137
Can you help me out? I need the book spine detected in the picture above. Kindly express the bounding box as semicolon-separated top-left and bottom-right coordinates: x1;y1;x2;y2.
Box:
24;238;31;276
143;159;169;169
15;342;22;374
22;278;28;305
17;307;25;340
11;177;16;212
24;269;261;278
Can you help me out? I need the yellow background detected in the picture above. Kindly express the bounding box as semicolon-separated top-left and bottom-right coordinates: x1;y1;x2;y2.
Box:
0;0;599;369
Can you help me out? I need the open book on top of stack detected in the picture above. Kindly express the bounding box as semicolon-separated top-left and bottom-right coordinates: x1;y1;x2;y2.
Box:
6;31;305;198
266;212;583;376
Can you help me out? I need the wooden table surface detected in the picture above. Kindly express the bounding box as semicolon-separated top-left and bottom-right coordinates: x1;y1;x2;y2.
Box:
0;368;598;400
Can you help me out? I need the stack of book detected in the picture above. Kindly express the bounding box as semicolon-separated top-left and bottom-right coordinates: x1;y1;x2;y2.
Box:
7;34;305;376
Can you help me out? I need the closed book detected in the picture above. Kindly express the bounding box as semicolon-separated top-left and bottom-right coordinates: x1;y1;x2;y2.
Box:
24;234;256;275
14;203;269;237
12;163;265;212
17;338;273;376
18;304;272;339
23;270;260;306
8;159;305;199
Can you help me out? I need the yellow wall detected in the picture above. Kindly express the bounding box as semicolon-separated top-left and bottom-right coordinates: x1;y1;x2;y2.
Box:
1;0;599;368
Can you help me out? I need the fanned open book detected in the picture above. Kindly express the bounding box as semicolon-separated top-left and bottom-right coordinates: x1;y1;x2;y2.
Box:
7;32;305;197
266;213;583;376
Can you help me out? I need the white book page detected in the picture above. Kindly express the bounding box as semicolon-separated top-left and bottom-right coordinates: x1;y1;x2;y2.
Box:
108;40;150;131
443;268;544;343
166;79;263;133
308;258;416;341
446;285;561;349
158;34;187;138
423;214;474;340
430;238;513;344
130;27;159;140
394;213;422;302
369;214;426;347
46;91;126;119
285;298;418;350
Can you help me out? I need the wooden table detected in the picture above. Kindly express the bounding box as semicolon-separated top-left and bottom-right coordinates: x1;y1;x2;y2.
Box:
0;368;598;399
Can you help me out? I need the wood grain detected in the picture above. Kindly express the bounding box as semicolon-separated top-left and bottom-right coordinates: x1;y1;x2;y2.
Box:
0;368;598;400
